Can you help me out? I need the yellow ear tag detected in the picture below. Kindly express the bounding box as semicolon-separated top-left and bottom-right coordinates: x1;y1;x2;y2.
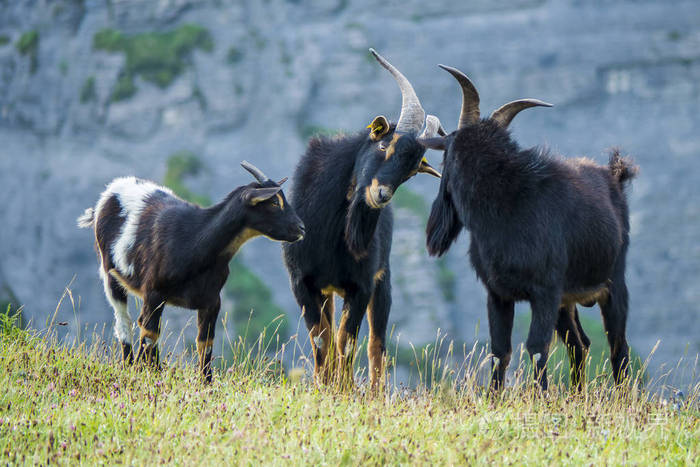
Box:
368;115;390;141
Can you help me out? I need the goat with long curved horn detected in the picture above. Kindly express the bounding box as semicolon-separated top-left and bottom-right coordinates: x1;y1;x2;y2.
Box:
369;48;426;135
438;64;481;129
240;160;270;184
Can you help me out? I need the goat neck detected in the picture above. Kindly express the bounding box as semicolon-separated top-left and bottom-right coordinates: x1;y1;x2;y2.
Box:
196;188;250;259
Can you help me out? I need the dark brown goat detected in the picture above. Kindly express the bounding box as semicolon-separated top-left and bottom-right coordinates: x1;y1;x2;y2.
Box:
77;162;304;382
283;49;442;390
420;66;637;390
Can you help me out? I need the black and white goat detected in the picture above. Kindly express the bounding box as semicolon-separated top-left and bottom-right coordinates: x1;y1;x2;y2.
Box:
78;162;304;381
419;66;637;390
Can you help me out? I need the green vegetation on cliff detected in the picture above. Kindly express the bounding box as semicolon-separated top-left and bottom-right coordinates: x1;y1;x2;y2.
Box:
16;30;39;73
93;25;213;101
79;76;96;103
163;150;211;206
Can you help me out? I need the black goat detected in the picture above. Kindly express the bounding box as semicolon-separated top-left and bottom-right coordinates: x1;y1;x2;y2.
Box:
420;66;637;390
77;162;304;382
283;49;442;389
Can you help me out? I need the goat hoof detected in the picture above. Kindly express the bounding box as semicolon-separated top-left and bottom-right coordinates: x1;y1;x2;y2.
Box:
121;342;134;365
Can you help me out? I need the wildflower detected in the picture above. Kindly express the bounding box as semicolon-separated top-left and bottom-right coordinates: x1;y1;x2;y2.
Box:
69;389;77;397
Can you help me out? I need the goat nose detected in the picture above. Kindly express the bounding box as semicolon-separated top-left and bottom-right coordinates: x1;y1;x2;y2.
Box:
378;187;392;204
298;222;306;233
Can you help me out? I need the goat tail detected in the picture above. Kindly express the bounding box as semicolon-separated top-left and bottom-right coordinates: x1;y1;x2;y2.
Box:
608;148;638;186
77;207;95;228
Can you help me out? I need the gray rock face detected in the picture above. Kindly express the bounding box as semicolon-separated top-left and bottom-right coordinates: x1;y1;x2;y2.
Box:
0;0;698;384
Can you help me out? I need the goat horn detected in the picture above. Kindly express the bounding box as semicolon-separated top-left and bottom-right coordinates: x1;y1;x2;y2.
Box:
370;48;425;135
490;99;552;128
438;64;480;129
240;160;270;184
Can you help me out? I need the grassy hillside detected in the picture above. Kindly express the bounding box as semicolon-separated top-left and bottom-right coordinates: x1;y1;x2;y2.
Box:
0;312;697;465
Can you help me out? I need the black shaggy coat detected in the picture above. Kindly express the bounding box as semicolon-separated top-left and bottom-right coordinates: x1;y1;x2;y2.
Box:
283;131;393;387
283;123;436;388
424;120;637;390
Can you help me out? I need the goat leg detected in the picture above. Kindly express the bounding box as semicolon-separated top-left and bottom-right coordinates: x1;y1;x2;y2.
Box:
487;291;514;391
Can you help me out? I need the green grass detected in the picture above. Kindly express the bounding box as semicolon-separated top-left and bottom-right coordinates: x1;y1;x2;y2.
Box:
15;30;39;73
514;310;647;385
0;35;10;47
0;314;696;465
93;25;213;101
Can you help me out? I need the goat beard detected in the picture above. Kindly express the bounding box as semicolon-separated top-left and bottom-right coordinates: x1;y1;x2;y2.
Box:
426;186;463;257
344;192;382;261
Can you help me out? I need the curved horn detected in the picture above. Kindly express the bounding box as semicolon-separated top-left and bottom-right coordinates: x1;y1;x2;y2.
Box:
438;64;480;129
490;99;552;128
370;48;425;135
240;160;270;184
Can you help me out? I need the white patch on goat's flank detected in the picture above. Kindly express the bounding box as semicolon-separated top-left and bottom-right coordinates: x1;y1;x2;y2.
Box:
102;274;133;343
313;335;324;350
100;177;173;277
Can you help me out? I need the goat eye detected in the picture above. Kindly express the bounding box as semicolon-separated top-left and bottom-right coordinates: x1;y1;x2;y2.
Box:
378;142;387;151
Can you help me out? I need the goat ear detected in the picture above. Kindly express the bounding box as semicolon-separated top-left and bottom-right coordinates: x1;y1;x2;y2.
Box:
245;186;281;205
417;136;446;151
367;115;390;141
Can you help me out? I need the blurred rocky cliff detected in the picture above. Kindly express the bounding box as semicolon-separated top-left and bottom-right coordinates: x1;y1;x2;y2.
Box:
0;0;698;382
